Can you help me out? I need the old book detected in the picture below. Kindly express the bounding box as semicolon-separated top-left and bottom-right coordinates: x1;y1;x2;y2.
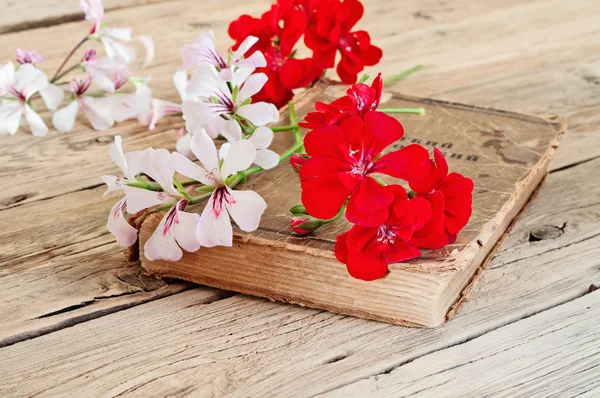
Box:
137;80;565;327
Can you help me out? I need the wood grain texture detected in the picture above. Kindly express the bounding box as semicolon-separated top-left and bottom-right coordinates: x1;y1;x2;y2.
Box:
139;83;564;327
0;156;597;397
321;290;600;398
0;0;173;34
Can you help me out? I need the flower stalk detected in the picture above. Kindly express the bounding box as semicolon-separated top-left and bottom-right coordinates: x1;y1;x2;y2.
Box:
51;36;88;83
383;64;425;85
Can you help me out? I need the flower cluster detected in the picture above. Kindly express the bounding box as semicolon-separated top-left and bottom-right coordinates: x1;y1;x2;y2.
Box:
294;74;474;281
103;31;297;262
0;0;154;136
150;30;281;169
228;0;382;108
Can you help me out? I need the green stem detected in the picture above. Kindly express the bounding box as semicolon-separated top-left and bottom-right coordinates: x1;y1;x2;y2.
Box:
358;73;370;84
271;124;300;132
128;179;199;192
189;192;212;204
383;64;425;85
379;107;426;115
52;63;81;84
51;36;88;82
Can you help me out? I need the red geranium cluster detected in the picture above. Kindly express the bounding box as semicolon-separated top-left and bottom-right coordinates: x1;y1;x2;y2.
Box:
294;74;474;281
228;0;382;108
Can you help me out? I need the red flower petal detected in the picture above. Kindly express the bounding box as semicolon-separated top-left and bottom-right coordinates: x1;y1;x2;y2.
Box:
304;124;349;161
301;174;351;219
408;159;438;195
384;241;421;264
409;191;449;249
337;114;364;151
359;43;383;66
362;111;404;156
346;224;378;252
433;148;448;183
299;156;351;181
345;241;388;281
354;176;395;212
373;144;431;182
334;231;350;263
345;191;389;227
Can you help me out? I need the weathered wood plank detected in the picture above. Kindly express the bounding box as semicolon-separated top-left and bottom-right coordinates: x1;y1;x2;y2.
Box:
0;0;174;34
0;184;211;345
321;290;600;397
0;156;597;396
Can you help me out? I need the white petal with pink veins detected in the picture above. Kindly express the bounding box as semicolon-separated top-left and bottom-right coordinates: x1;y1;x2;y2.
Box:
141;149;179;196
173;70;188;101
81;96;116;131
107;198;138;247
0;62;15;97
254;149;279;170
186;63;228;98
170;152;214;186
39;83;64;110
220;140;256;179
182;100;220;134
226;188;267;232
52;100;79;133
180;30;221;71
144;205;183;261
124;186;173;214
249;126;274;149
237;73;267;104
234;51;266;69
149;99;182;130
24;104;48;136
174;206;201;253
108;135;127;175
124;149;148;180
114;91;152;123
190;129;221;176
106;27;133;41
101;36;136;65
220;119;243;142
196;192;233;247
136;35;155;69
0;101;23;135
236;102;279;126
175;132;194;160
101;175;128;196
232;36;259;63
231;67;254;88
15;64;48;100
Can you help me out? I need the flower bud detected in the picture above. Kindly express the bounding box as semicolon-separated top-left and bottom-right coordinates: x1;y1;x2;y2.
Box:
16;49;43;65
82;48;97;62
290;154;309;173
289;203;308;215
290;216;323;235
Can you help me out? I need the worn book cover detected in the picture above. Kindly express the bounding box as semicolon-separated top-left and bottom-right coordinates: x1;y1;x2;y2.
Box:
135;80;565;327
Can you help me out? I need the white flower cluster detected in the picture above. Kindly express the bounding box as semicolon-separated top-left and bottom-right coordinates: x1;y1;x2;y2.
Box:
0;0;154;136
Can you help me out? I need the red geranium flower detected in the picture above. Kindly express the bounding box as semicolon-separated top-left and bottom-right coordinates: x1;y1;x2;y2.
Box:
305;0;382;83
300;73;382;129
300;111;431;225
335;185;431;281
229;1;323;108
409;148;474;248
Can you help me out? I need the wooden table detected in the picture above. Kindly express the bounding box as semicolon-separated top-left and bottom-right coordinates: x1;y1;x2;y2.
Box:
1;0;599;396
